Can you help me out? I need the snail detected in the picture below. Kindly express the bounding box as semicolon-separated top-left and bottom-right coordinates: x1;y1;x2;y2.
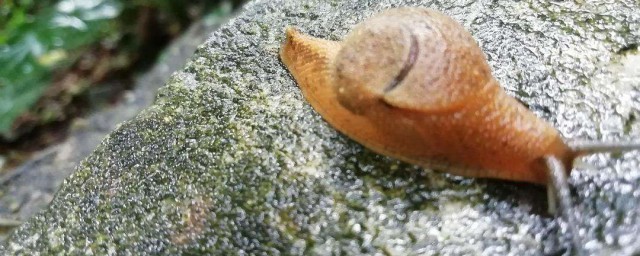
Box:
279;7;639;243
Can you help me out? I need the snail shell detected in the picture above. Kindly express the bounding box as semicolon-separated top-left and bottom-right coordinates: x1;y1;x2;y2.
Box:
280;7;573;184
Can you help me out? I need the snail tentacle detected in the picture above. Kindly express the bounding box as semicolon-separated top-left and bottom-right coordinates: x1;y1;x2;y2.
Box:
569;140;640;157
544;156;583;255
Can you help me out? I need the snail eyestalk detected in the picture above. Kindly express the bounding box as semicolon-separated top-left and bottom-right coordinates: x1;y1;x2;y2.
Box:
569;140;640;157
546;140;640;213
544;156;583;255
544;140;640;254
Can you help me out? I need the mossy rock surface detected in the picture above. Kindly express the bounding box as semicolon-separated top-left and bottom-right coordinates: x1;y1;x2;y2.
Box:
3;0;640;255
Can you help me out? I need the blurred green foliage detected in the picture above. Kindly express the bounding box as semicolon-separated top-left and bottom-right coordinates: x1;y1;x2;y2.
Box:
0;0;243;139
0;0;122;137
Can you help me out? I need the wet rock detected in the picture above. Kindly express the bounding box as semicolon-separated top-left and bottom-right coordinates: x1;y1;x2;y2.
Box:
2;0;639;255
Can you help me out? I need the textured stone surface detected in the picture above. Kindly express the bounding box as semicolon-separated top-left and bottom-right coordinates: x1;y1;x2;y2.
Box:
3;0;640;255
0;14;229;241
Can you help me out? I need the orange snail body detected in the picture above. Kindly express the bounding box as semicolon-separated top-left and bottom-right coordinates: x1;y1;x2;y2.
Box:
280;7;575;184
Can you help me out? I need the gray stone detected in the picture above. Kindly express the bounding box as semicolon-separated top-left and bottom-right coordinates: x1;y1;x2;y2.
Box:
0;12;230;241
3;0;640;255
